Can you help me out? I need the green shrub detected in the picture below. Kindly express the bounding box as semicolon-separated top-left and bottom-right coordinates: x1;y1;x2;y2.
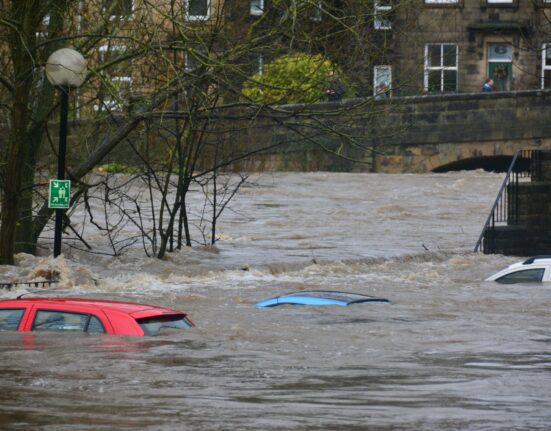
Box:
242;53;346;104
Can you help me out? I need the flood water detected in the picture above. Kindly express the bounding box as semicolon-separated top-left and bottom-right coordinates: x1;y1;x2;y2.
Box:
1;172;550;430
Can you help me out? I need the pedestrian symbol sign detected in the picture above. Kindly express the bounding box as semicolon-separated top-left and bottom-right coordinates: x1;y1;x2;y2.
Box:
49;180;71;209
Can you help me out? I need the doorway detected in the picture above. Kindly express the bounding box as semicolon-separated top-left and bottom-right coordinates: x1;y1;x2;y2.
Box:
487;43;512;91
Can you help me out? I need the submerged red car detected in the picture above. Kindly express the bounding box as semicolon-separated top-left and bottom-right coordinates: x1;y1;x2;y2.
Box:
0;297;194;336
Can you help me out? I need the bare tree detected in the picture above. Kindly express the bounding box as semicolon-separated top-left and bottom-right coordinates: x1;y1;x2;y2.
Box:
0;0;412;262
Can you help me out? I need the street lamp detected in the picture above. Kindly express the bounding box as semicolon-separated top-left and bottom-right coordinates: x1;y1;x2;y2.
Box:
45;48;87;257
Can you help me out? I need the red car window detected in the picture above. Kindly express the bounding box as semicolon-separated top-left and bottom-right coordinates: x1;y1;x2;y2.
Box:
0;308;25;331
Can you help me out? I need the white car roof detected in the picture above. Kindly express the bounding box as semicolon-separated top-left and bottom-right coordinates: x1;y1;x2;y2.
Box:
486;256;551;281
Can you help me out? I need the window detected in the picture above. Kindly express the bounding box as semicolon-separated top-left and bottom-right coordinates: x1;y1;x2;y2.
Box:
542;44;551;89
487;0;513;3
425;44;457;93
258;55;264;76
32;310;106;333
251;0;263;15
187;0;210;20
103;0;133;19
310;1;322;21
496;268;545;284
185;50;202;71
374;1;392;30
374;65;392;98
36;14;50;38
0;309;24;331
137;315;194;336
95;45;133;112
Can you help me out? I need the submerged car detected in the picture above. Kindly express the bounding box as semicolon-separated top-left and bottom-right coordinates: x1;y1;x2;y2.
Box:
0;297;194;336
256;290;390;307
486;256;551;284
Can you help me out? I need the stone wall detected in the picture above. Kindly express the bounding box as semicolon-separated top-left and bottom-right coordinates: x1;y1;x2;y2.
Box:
483;151;551;256
369;89;551;172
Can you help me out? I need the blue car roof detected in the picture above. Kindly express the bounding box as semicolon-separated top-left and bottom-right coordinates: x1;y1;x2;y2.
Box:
256;290;390;307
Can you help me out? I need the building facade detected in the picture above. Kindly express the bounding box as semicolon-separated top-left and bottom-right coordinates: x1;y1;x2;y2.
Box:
386;0;551;95
45;0;551;114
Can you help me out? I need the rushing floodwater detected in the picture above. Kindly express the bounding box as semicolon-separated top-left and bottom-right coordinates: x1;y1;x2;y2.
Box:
1;172;550;430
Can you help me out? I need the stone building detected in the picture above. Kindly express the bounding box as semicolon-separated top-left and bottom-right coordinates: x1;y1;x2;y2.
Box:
386;0;551;95
45;1;551;111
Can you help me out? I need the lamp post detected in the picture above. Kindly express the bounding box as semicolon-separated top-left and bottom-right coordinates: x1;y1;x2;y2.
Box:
45;48;87;257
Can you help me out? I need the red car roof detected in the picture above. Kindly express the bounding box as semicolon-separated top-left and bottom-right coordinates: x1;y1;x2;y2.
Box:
0;297;182;316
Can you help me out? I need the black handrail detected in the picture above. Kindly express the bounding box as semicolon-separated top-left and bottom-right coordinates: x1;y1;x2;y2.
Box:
474;150;536;253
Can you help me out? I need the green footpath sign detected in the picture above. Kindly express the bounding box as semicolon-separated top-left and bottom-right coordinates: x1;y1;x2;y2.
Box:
49;180;71;209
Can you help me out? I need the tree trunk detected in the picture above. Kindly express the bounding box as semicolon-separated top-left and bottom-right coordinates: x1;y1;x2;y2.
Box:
0;1;35;264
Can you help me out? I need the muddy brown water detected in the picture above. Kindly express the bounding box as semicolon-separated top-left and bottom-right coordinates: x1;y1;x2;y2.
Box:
1;172;550;430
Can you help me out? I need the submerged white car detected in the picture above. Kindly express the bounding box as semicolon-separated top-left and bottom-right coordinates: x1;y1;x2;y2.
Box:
486;256;551;284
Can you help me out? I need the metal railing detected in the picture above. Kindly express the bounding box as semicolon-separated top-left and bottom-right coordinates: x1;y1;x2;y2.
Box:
474;149;541;253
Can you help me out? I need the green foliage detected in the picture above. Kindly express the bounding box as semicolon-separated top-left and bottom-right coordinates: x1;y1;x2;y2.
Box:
242;53;343;104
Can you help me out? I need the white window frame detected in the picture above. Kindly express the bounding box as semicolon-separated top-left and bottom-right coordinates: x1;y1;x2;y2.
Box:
186;0;210;21
424;43;458;93
542;43;551;89
374;65;392;97
103;0;134;20
424;0;458;3
250;0;264;16
487;0;513;3
374;1;392;30
95;45;133;112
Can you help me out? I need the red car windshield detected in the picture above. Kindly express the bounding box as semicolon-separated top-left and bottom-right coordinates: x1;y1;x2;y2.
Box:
137;315;194;336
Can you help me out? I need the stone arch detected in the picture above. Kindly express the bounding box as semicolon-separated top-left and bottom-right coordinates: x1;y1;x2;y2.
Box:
431;155;526;173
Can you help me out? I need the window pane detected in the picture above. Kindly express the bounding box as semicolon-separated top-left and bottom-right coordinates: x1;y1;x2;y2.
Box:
189;0;208;16
310;2;322;21
33;310;88;332
104;0;133;17
374;65;392;96
489;44;512;62
545;45;551;66
97;45;132;111
374;1;392;30
443;45;456;67
0;309;24;331
138;315;194;336
443;70;457;91
428;45;441;67
428;70;441;92
544;70;551;89
251;0;263;15
87;316;106;333
496;268;545;284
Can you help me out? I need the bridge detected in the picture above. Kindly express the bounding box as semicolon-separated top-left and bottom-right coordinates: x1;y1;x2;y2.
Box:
236;89;551;173
367;89;551;173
